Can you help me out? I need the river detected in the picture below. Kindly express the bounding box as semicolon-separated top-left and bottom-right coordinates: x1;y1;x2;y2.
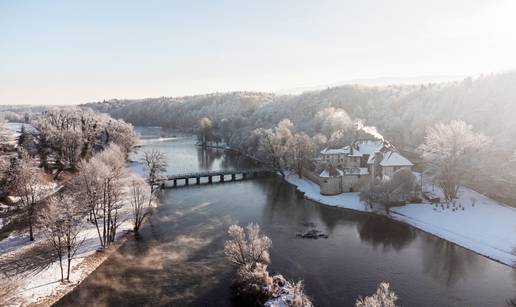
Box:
56;127;516;307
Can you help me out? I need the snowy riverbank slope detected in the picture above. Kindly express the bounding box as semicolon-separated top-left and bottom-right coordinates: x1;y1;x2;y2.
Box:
0;174;140;306
285;173;516;268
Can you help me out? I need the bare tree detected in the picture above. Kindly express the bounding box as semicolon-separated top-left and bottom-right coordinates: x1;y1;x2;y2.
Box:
418;120;488;201
355;282;398;307
141;149;167;193
129;178;153;234
41;193;85;282
13;150;47;241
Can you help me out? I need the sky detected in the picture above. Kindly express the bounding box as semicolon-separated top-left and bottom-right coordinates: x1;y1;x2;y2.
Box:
1;0;516;105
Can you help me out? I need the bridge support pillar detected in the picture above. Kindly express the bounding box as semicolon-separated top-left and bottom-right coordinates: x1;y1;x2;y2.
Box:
220;175;225;182
173;179;177;187
208;176;212;183
196;177;200;185
231;174;235;181
185;178;189;186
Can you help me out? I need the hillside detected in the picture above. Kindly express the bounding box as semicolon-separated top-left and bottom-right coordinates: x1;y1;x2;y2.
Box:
83;72;516;151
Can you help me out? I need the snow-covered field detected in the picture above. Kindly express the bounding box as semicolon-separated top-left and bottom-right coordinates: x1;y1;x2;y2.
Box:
285;173;516;268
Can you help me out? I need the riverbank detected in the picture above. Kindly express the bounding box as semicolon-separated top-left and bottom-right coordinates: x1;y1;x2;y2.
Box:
285;172;516;268
0;172;143;306
29;233;131;307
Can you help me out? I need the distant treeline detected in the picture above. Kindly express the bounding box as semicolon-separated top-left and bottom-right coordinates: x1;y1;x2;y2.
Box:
82;72;516;151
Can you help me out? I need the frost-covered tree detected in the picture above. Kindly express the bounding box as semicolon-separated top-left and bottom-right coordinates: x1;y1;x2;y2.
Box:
361;168;417;206
225;223;313;307
198;117;213;146
95;144;127;246
74;159;103;240
33;108;84;171
129;178;153;234
287;132;315;177
73;145;127;248
314;107;353;138
355;282;398;307
289;280;313;307
256;119;294;177
0;117;14;152
385;168;418;198
12;150;48;241
311;133;328;151
418;120;488;201
225;223;272;303
33;108;137;172
224;223;272;270
141;149;167;193
0;118;15;191
41;193;85;282
102;117;137;155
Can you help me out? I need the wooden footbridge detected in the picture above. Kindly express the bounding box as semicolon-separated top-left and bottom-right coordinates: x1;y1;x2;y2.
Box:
158;168;273;188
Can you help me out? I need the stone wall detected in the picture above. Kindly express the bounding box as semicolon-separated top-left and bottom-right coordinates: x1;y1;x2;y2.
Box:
320;176;342;195
302;168;370;196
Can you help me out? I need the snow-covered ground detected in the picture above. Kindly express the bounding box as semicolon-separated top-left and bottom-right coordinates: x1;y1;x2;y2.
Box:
285;173;516;268
286;174;371;213
0;174;139;306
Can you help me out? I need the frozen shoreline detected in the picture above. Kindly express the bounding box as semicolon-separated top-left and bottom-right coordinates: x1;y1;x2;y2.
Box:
284;173;516;268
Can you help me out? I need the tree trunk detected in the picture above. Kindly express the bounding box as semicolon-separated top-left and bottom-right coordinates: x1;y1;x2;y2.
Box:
67;245;71;281
59;255;64;282
28;218;34;241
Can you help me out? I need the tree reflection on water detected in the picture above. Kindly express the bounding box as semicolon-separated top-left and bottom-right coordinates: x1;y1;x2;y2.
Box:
356;215;416;251
421;234;479;287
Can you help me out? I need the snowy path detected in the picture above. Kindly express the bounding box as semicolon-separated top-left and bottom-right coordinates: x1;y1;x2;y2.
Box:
285;173;516;268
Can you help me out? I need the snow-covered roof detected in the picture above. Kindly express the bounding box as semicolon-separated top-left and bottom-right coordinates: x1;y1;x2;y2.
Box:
320;168;344;177
320;167;368;177
354;139;384;156
318;139;413;168
320;146;351;155
349;147;363;157
379;151;414;167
